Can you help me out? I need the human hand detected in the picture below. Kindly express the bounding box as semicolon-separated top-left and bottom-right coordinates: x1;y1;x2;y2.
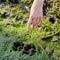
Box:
27;0;44;31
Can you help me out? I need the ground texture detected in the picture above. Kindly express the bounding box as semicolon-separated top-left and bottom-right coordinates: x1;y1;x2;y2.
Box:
0;0;60;60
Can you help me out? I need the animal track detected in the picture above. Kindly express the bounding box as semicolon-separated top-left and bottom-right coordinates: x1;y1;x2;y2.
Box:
12;42;36;56
23;44;36;56
12;41;24;51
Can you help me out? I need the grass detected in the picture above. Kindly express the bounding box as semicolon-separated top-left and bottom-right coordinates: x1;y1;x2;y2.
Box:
0;2;60;60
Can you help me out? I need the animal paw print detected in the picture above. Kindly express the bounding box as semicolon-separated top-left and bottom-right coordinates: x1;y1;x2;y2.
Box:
12;41;24;51
12;42;36;56
23;44;36;56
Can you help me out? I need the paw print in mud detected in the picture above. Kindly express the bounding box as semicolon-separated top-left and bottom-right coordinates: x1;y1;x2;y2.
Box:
23;44;36;56
12;41;24;51
12;42;36;56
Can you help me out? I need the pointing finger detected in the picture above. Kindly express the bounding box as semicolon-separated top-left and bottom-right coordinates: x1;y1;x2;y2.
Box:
27;17;32;31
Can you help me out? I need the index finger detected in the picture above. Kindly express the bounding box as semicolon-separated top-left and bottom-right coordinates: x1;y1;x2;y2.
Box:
27;17;32;31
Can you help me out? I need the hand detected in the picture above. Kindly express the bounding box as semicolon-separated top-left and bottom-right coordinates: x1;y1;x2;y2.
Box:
27;0;44;31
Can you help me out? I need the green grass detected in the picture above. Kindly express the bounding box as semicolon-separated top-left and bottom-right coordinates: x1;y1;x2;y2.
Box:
0;2;60;60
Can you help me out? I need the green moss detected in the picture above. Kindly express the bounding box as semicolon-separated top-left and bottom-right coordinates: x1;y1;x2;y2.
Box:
0;0;60;60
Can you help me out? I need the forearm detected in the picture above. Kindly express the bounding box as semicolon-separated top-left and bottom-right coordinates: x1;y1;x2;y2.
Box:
34;0;44;3
32;0;44;9
30;0;44;13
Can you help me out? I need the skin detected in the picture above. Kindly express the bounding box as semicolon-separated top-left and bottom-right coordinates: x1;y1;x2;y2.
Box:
27;0;44;31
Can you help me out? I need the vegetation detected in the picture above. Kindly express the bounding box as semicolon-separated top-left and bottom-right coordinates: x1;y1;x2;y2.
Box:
0;0;60;60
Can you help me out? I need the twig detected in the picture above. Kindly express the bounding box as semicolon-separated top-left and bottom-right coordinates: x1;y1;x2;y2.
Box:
42;30;60;40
